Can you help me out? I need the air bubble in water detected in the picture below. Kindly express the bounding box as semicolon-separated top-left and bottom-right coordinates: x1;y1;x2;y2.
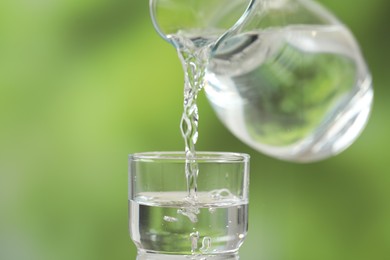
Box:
209;188;234;200
163;216;178;223
200;236;212;253
189;231;200;253
178;206;200;223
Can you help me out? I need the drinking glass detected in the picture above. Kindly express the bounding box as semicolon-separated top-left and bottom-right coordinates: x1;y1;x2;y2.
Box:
129;152;250;259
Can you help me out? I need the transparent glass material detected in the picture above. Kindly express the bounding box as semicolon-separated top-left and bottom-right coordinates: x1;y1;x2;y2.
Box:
129;152;250;259
150;0;373;163
150;0;252;48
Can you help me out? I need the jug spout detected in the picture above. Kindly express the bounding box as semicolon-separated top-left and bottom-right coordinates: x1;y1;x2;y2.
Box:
150;0;253;48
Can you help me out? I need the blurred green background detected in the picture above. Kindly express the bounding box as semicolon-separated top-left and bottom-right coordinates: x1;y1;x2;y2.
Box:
0;0;389;259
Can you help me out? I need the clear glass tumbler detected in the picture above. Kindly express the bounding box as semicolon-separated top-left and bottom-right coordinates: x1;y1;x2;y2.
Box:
129;152;250;259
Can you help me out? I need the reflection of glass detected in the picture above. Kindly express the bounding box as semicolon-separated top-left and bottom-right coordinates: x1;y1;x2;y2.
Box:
149;0;373;163
129;152;250;259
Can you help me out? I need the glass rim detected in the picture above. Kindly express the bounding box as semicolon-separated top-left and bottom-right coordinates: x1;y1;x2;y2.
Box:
129;151;250;162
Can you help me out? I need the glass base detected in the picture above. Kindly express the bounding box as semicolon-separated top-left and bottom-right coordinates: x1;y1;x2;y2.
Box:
136;251;239;260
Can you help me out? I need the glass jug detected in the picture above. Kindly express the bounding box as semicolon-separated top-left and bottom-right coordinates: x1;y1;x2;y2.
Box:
150;0;373;163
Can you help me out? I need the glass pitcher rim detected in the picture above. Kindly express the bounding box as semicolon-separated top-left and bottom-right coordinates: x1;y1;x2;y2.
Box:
149;0;256;48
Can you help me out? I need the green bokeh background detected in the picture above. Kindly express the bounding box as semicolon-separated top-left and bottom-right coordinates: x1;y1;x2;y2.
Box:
0;1;389;259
